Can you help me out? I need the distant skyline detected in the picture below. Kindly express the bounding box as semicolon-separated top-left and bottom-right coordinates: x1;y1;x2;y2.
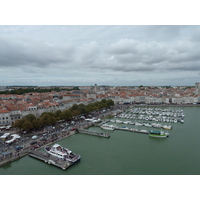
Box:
1;25;200;87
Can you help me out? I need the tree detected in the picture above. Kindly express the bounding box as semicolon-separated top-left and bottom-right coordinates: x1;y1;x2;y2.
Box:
12;118;26;130
22;120;33;131
55;110;62;117
23;114;36;122
60;110;72;120
40;114;56;126
32;119;41;129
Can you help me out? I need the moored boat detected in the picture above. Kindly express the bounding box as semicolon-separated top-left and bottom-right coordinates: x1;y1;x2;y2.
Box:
162;125;172;130
149;130;169;138
101;124;116;130
44;144;81;163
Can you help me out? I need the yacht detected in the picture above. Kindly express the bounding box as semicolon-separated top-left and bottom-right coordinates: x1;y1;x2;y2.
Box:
162;125;172;130
44;144;81;163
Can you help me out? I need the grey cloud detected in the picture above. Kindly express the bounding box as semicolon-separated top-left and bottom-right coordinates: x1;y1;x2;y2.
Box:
0;36;75;68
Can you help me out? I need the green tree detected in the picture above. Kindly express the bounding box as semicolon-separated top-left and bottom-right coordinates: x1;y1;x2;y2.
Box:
22;120;33;131
23;114;36;122
55;110;62;117
12;118;26;130
60;110;72;120
32;119;41;129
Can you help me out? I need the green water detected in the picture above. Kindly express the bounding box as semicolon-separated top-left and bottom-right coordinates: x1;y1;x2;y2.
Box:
1;106;200;175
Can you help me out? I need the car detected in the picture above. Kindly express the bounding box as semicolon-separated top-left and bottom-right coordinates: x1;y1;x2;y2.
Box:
15;146;23;150
30;141;37;145
39;137;46;141
32;135;38;140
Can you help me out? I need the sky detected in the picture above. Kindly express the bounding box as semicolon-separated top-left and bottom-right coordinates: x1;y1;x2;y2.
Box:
1;25;200;87
0;3;200;87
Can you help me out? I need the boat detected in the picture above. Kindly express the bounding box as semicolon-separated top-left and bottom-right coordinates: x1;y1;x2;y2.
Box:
101;124;116;130
121;127;129;130
162;125;172;130
143;123;152;127
135;122;143;126
44;144;81;163
139;129;149;133
149;130;169;138
123;121;131;124
152;123;162;128
116;120;123;123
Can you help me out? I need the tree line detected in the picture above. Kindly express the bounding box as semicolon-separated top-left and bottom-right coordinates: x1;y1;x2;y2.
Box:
0;87;80;95
12;99;114;132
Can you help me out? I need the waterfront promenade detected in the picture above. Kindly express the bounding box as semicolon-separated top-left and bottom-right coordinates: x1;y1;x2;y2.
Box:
0;131;76;168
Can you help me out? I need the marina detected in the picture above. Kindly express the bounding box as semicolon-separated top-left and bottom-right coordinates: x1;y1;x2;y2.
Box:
2;106;200;175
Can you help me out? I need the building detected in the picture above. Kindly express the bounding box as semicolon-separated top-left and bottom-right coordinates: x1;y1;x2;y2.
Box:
195;83;200;95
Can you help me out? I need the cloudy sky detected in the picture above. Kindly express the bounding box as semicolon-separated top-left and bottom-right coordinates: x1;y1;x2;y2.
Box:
0;25;200;87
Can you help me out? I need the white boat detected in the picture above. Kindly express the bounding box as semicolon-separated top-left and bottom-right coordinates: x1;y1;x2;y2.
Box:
140;130;148;133
121;127;130;130
143;123;152;127
152;123;162;128
101;124;116;130
44;144;81;163
135;122;143;126
116;120;123;123
162;125;172;130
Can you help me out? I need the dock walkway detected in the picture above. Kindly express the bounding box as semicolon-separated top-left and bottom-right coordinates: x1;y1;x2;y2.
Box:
78;129;110;138
94;119;110;127
116;127;149;134
29;150;72;170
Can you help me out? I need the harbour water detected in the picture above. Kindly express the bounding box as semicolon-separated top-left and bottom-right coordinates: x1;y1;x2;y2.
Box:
1;106;200;175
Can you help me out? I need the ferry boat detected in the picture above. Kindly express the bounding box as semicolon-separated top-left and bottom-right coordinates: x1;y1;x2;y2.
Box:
44;144;81;163
149;130;169;138
101;124;116;130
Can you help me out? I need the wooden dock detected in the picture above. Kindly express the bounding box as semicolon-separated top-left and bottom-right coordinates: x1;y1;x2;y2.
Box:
29;150;75;170
78;129;110;138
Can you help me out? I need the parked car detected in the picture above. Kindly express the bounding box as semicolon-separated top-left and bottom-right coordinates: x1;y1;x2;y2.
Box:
32;135;38;140
15;146;23;151
30;141;37;145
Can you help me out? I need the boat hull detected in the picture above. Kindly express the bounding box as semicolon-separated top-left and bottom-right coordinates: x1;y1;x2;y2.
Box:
149;134;168;138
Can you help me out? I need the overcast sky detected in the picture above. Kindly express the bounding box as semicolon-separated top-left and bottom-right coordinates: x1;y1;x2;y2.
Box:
0;25;200;87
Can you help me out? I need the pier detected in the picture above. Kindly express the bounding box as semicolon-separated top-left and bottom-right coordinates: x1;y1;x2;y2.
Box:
116;127;149;134
29;150;73;170
94;119;110;127
78;129;110;138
